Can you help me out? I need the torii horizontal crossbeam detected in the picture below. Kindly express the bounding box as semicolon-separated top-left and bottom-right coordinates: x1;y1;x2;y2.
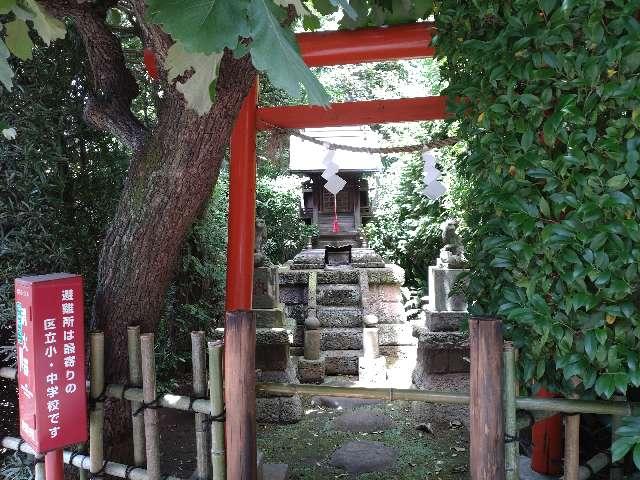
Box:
297;22;435;66
256;96;449;130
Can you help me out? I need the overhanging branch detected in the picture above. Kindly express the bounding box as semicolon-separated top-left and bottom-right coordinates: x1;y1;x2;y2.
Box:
41;0;147;151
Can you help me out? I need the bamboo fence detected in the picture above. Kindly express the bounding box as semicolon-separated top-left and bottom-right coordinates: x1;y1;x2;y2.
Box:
0;326;637;479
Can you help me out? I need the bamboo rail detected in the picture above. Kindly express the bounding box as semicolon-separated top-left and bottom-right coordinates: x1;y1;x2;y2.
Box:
1;437;183;480
1;365;638;417
255;382;640;416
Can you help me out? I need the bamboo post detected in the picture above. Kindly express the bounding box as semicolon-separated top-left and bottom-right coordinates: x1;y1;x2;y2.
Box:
128;326;146;467
563;398;580;480
503;342;518;480
610;395;624;480
140;333;161;480
208;340;226;479
89;332;105;480
192;332;209;480
224;311;256;480
469;317;505;480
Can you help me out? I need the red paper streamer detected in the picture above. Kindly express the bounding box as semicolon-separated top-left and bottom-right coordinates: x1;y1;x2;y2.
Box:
143;48;159;80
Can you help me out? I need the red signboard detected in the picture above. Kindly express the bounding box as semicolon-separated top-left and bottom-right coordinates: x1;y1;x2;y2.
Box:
15;273;88;453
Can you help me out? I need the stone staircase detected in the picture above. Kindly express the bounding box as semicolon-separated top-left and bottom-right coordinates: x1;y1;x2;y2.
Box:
316;271;364;376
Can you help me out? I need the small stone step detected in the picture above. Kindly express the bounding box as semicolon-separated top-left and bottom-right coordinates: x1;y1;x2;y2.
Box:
323;350;362;375
317;284;361;307
317;306;362;327
317;269;360;284
321;328;363;350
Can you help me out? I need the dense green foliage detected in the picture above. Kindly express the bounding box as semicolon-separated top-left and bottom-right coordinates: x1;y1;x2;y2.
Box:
0;33;128;345
435;1;640;402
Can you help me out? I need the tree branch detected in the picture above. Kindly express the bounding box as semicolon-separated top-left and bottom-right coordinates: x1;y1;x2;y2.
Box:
41;1;147;151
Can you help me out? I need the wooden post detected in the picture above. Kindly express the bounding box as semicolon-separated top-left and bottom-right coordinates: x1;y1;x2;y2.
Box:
503;342;518;480
563;410;580;480
128;326;146;467
140;333;161;480
208;340;226;479
89;332;105;480
191;331;209;480
469;317;505;480
224;311;257;480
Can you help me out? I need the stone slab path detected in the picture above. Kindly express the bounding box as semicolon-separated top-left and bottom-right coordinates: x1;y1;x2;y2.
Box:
311;395;382;410
333;410;395;433
329;440;397;474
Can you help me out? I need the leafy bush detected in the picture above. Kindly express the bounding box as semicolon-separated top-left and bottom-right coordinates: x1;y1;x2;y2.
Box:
435;1;640;402
0;33;127;352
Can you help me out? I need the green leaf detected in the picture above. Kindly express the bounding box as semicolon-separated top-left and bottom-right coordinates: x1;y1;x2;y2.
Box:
248;0;329;106
273;0;308;16
5;19;33;60
539;197;550;217
595;374;616;398
634;442;640;470
0;39;13;91
0;0;16;15
606;174;628;190
165;42;223;115
147;0;250;54
612;436;636;462
23;0;66;45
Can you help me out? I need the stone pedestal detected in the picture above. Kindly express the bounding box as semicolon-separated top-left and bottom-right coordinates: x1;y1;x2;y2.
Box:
413;265;470;389
298;358;325;384
427;266;467;312
253;265;302;423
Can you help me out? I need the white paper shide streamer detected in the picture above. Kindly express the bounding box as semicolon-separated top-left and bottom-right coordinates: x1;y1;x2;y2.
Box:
422;148;446;200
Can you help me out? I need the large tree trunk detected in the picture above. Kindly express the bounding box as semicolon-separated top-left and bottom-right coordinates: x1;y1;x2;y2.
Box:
94;56;256;443
42;0;258;447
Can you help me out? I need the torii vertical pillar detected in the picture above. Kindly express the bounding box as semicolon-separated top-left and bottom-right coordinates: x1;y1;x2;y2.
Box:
225;81;258;480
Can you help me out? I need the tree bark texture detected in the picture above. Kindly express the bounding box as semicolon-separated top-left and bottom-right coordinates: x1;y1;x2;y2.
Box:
41;0;258;445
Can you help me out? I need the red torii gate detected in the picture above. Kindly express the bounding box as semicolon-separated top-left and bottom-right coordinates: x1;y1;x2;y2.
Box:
224;22;446;479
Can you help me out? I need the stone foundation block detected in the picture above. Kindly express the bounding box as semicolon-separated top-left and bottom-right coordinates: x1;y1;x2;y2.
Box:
256;343;289;371
323;350;360;375
257;370;295;397
368;301;406;324
366;265;405;285
377;323;417;346
320;328;362;350
424;310;467;332
297;358;326;384
317;306;362;327
318;269;359;284
279;285;308;304
254;308;285;328
317;284;361;307
256;395;303;423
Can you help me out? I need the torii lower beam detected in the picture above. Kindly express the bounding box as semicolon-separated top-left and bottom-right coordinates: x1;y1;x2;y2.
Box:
256;96;449;130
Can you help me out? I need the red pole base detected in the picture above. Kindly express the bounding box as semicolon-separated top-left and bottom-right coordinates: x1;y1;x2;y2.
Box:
531;388;563;475
45;449;65;480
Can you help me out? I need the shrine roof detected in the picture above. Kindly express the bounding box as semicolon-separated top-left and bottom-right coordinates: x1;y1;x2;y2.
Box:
289;127;383;174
